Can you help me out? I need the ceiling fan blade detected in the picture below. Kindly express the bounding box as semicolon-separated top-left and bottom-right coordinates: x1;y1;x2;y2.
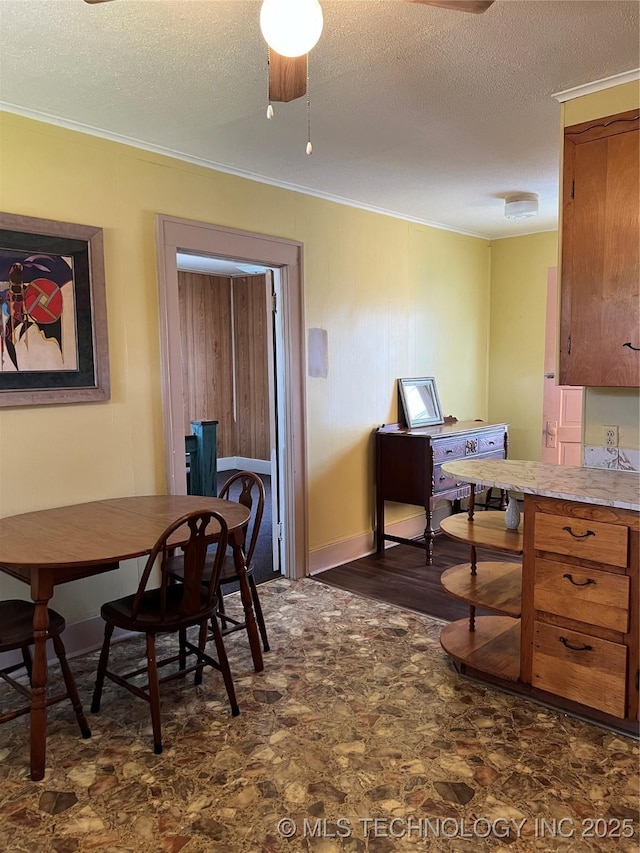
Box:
269;51;307;103
407;0;494;12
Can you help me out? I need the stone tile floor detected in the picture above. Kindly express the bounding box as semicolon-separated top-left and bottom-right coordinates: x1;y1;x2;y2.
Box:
0;579;637;852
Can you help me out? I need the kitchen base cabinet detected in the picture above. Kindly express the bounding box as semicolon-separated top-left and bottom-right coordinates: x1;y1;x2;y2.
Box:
440;616;521;681
439;509;523;681
521;495;638;729
531;620;627;718
437;466;639;735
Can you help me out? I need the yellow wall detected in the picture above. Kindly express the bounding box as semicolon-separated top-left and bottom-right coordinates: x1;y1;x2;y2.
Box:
562;80;640;452
0;112;491;622
488;232;559;461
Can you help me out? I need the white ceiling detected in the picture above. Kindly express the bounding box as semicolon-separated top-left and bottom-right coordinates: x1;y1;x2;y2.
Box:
0;0;638;239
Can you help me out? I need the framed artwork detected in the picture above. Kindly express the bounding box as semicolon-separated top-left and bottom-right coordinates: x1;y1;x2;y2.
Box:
0;213;110;407
398;376;444;428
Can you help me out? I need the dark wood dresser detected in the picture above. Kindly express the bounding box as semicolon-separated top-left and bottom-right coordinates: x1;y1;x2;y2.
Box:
375;420;508;564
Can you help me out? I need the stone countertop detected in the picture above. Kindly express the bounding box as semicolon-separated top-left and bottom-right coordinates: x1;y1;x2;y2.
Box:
442;458;640;512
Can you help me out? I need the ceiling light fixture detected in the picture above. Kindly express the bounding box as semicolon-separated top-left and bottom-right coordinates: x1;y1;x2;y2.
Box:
260;0;324;58
504;192;539;220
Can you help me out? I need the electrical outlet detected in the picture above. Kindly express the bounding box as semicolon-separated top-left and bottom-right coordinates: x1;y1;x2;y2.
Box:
603;426;619;447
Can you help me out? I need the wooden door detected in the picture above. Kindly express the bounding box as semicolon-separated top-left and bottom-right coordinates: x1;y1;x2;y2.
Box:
542;268;582;465
560;111;640;386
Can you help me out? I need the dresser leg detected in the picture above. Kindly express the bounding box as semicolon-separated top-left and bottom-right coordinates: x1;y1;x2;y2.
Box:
376;497;385;554
424;509;434;565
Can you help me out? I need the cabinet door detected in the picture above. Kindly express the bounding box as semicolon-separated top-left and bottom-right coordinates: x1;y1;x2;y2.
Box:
560;111;640;387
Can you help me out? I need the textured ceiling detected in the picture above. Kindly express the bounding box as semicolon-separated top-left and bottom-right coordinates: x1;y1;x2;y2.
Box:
0;0;638;238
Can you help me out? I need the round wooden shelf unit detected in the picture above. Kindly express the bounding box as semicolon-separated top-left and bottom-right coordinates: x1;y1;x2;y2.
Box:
439;511;523;555
440;561;522;617
440;616;521;681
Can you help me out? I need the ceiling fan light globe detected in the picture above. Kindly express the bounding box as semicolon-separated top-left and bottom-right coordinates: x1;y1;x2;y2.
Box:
260;0;324;58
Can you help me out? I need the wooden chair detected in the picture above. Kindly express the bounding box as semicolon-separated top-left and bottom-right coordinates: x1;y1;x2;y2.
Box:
0;600;91;741
217;471;270;652
91;510;238;755
167;471;270;656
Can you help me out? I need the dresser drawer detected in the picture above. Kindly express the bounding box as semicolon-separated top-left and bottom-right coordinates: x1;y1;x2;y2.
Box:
533;512;629;567
434;450;504;494
532;621;627;718
432;436;467;462
433;463;467;492
432;431;504;463
534;558;630;633
477;430;505;454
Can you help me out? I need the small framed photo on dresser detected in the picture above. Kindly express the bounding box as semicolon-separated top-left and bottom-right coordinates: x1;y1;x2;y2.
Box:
398;377;444;428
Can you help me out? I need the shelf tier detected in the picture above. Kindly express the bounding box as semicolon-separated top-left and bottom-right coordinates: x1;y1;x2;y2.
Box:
439;511;523;555
440;561;522;617
440;616;521;681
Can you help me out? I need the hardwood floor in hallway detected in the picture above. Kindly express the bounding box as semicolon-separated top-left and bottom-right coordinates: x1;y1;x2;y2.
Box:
311;535;520;622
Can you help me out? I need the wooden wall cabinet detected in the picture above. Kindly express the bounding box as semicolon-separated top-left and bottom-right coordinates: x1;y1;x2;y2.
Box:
559;109;640;387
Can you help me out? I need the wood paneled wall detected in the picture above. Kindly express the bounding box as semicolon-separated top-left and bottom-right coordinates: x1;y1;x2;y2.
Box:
178;272;270;462
233;277;270;461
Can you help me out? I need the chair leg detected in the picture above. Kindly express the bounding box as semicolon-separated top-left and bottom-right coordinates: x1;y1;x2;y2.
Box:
209;612;239;717
195;620;207;686
91;623;114;713
21;647;33;681
52;635;91;739
146;633;163;755
178;627;187;671
217;587;228;630
249;576;270;653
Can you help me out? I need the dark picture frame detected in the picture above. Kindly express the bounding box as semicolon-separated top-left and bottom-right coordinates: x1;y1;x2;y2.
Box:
398;376;444;428
0;213;110;407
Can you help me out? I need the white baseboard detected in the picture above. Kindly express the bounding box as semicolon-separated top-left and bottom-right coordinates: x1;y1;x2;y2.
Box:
0;616;133;670
217;457;271;476
308;506;450;575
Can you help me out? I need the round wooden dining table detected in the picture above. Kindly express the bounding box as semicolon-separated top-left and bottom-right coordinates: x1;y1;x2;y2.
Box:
0;494;262;781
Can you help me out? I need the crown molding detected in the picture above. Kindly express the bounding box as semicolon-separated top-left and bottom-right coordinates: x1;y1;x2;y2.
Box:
552;69;640;103
1;102;492;240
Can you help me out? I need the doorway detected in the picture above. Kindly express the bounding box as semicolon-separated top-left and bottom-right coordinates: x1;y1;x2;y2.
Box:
155;216;308;580
541;267;583;465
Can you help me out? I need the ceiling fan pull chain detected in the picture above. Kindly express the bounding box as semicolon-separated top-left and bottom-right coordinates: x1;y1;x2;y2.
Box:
306;61;313;155
266;48;274;119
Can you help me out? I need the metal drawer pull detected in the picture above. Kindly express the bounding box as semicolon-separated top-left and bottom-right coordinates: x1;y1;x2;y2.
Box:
487;440;495;445
562;525;595;540
446;449;454;454
562;573;595;587
439;475;446;481
559;636;593;652
623;342;640;351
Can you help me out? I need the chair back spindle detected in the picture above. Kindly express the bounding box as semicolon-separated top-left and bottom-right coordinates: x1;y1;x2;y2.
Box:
218;472;265;570
131;511;228;621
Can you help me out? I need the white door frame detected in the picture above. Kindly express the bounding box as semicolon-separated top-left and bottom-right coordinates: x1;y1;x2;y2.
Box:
155;215;308;580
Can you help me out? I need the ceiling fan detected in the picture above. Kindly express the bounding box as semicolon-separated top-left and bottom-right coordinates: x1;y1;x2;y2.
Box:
83;0;494;104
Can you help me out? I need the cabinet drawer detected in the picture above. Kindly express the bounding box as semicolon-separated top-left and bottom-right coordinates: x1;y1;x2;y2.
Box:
433;463;467;493
534;558;630;633
434;450;504;494
477;431;505;454
533;512;628;567
432;437;467;462
532;621;627;718
433;432;504;462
